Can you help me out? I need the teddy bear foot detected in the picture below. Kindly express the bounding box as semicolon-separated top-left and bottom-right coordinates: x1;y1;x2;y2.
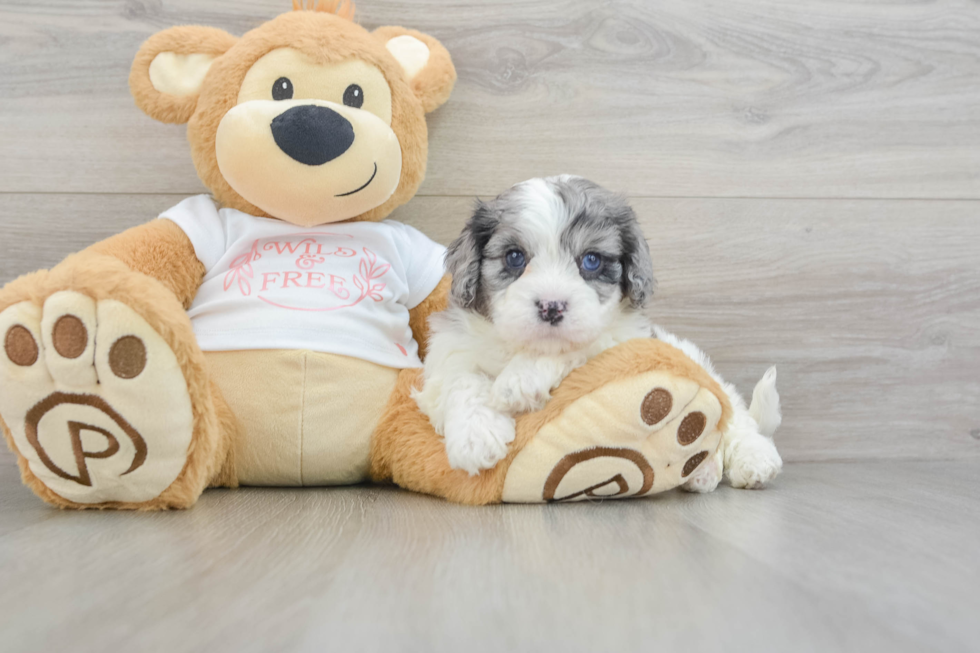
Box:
0;286;201;509
502;363;726;503
679;448;723;494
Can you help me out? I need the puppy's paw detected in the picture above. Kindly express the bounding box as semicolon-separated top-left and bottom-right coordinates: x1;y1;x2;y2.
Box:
726;433;782;489
680;449;722;494
444;406;516;476
490;366;553;414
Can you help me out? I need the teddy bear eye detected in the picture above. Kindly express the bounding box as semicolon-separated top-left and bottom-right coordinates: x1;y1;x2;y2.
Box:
272;77;293;101
343;84;364;109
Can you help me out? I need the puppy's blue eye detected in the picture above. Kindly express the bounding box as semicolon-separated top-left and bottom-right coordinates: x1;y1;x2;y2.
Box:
581;253;602;272
505;250;526;269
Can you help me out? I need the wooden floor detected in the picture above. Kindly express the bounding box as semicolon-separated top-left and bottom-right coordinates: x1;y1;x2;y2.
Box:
0;1;978;651
2;449;978;652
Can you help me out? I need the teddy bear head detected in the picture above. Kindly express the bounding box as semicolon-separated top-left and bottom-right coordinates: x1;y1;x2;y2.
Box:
129;1;455;226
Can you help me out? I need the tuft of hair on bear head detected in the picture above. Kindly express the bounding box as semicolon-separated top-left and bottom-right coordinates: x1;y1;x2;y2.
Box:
292;0;356;20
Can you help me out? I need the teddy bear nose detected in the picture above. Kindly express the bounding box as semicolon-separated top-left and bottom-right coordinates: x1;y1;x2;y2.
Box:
270;104;355;166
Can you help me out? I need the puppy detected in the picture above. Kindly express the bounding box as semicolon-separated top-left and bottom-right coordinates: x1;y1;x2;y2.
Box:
414;176;782;491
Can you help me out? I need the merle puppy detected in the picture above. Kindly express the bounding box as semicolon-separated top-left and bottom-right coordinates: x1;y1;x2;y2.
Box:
414;176;782;491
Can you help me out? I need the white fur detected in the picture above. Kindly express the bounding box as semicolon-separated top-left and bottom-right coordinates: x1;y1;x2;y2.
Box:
414;304;651;474
415;178;783;488
653;326;783;491
489;178;624;354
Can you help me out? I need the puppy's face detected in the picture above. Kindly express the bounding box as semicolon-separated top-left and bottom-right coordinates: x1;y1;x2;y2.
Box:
446;176;655;351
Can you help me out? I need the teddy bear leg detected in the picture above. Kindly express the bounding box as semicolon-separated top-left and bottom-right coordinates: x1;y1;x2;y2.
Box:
369;367;510;505
370;338;733;505
0;255;234;509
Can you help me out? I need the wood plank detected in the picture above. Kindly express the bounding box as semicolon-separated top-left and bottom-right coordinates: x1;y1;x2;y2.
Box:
0;452;977;653
1;192;978;463
1;0;979;197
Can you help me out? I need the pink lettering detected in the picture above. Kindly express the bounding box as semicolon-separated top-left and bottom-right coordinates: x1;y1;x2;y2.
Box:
283;271;303;288
266;241;303;255
261;272;280;291
306;272;326;289
330;275;350;300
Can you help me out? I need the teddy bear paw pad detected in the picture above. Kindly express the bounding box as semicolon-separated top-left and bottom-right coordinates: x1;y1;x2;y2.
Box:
501;370;723;503
0;292;194;504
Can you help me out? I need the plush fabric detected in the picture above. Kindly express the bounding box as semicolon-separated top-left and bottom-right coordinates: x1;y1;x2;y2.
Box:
88;219;205;308
206;348;399;486
0;254;228;509
370;338;731;505
130;26;240;125
175;11;450;223
407;275;450;361
0;4;730;510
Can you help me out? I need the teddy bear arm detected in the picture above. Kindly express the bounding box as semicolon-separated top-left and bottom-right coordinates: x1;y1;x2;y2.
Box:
407;274;450;361
85;219;205;309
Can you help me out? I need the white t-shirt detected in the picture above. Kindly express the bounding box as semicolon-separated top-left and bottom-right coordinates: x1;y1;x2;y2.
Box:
161;195;446;369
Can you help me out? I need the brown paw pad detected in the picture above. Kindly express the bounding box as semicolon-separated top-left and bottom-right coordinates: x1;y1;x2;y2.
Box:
0;294;196;504
501;370;724;503
682;451;710;477
641;387;672;425
677;411;707;445
108;336;147;379
5;325;38;367
52;315;88;359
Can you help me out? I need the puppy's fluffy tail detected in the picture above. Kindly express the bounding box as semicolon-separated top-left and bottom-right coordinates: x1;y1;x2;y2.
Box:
749;366;781;438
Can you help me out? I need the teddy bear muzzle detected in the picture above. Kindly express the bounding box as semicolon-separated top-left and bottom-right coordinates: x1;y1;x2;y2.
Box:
214;98;403;226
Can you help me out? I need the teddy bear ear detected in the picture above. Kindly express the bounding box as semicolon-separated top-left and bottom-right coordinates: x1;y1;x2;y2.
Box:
130;26;239;124
374;27;457;114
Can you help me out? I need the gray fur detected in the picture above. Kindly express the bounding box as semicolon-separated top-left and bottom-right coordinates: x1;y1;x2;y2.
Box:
445;199;498;316
446;177;656;317
552;177;656;308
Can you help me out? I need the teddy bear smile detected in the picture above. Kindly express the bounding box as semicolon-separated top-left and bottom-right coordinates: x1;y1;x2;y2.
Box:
336;162;379;197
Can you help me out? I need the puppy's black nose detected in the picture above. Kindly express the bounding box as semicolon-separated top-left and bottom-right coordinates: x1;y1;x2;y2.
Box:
271;105;354;166
536;300;567;326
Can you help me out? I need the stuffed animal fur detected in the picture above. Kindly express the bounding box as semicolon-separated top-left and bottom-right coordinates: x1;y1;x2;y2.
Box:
0;2;731;509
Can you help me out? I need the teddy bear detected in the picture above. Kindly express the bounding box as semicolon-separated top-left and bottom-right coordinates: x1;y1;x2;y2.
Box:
0;1;732;510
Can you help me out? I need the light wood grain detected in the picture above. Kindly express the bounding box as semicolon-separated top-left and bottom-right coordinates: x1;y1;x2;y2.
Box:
2;193;978;463
1;2;979;649
0;449;977;653
1;0;979;197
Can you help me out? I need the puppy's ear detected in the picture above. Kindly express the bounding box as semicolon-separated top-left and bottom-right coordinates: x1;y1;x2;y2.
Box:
620;209;656;308
130;26;238;124
374;26;457;113
446;200;497;310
